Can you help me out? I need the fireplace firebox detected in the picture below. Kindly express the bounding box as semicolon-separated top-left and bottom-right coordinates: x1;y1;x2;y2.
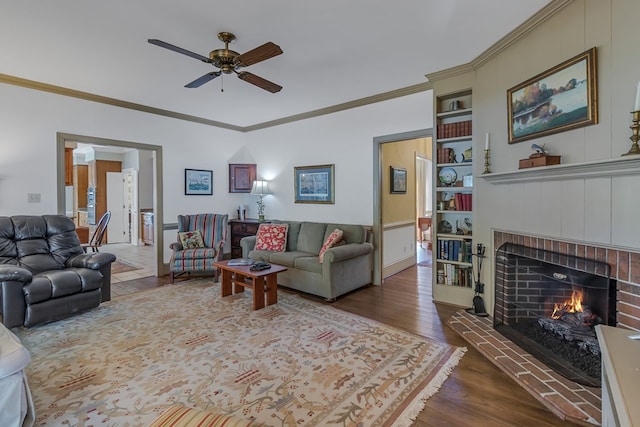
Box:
493;243;616;387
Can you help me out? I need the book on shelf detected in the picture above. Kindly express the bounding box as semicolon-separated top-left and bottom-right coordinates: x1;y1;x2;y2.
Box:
437;120;472;139
442;263;472;287
437;239;472;264
453;193;472;211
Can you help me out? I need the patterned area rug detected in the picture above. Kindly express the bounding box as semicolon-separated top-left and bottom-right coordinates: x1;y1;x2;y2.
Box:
110;259;141;274
17;281;465;426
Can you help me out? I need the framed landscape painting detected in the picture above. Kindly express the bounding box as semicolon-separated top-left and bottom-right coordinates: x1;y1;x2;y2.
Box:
184;169;213;195
294;164;335;204
507;47;598;144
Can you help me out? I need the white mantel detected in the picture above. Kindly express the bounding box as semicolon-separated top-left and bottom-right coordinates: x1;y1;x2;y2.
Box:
479;155;640;184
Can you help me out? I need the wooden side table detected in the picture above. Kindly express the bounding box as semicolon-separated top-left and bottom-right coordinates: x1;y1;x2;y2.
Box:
229;219;264;258
214;260;287;310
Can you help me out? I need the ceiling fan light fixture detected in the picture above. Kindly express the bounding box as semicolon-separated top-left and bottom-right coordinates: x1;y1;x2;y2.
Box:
148;31;283;93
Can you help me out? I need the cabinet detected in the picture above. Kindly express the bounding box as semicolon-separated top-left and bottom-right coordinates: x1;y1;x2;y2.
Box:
229;219;263;259
64;148;73;186
141;212;154;245
433;89;474;304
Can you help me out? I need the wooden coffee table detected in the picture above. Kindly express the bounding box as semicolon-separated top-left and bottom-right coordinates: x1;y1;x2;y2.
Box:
213;260;287;310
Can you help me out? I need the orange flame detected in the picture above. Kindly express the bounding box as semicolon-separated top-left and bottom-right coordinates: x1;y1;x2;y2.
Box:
551;290;583;319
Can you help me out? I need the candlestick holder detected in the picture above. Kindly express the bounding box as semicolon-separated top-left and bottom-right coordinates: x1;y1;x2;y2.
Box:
622;110;640;156
483;149;491;174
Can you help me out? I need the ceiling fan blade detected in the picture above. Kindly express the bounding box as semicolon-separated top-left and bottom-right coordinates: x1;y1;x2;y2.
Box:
185;71;221;88
237;71;282;93
235;42;283;67
148;39;211;63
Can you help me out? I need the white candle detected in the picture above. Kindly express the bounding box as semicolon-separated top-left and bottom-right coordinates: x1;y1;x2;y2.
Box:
635;81;640;111
485;133;490;150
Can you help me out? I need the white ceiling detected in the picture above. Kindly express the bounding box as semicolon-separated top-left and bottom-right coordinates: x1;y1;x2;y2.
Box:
1;1;550;128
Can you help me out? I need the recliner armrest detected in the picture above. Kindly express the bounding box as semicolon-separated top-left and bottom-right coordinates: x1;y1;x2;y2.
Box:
66;252;116;270
0;265;32;283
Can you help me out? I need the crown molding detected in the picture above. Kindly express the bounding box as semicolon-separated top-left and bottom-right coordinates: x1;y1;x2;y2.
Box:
472;0;575;69
0;72;430;133
425;0;575;83
425;64;475;83
243;81;432;132
0;73;244;132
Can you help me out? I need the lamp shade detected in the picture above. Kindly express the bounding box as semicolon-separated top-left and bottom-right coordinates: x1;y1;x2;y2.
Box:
250;180;272;196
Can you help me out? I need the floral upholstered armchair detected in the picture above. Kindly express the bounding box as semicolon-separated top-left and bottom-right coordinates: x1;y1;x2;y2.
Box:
169;213;228;284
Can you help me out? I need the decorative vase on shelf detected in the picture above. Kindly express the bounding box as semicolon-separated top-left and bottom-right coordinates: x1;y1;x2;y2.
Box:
258;214;265;222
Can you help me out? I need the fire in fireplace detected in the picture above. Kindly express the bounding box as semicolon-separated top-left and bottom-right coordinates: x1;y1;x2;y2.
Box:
493;243;616;387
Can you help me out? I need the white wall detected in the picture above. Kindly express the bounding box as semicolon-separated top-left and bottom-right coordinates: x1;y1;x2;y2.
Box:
0;81;432;269
244;91;433;225
0;83;243;264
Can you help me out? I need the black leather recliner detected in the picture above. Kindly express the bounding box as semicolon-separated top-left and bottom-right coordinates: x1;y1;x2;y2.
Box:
0;215;116;328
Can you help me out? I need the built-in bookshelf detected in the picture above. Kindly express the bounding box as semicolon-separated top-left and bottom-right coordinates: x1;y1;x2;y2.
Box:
433;89;474;306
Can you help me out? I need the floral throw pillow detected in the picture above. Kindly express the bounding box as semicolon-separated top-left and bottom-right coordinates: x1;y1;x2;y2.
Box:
178;230;205;249
254;224;289;252
319;228;343;262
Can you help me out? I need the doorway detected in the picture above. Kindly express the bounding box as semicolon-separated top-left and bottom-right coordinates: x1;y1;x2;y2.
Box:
56;133;164;277
372;129;433;285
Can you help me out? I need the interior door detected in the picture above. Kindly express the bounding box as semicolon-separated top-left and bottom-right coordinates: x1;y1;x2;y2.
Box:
123;169;139;245
106;172;128;243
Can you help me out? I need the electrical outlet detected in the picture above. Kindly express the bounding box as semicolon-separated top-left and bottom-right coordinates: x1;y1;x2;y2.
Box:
27;193;41;203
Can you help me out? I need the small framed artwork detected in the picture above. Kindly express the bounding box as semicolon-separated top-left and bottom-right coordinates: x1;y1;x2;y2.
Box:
294;164;335;204
184;169;213;195
390;166;407;194
228;163;256;193
507;47;598;144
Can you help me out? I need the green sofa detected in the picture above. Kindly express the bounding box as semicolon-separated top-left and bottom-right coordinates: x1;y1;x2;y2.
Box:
240;220;373;301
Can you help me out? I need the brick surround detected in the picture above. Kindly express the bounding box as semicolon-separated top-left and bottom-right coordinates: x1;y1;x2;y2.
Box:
447;231;640;425
494;231;640;332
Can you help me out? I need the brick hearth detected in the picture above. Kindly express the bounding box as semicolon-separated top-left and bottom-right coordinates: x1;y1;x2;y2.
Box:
447;231;640;426
448;311;601;426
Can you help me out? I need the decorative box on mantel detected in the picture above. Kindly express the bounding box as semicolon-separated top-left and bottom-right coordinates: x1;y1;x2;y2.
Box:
518;154;561;169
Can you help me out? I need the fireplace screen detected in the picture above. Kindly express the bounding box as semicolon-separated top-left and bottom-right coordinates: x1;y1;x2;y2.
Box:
493;243;615;387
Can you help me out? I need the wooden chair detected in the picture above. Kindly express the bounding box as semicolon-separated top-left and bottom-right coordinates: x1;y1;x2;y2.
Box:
82;211;110;253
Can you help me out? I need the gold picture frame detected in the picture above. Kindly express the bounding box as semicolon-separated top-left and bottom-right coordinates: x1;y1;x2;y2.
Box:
507;47;598;144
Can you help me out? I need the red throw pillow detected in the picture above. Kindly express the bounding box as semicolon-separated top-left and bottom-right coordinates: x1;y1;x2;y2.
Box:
319;229;343;262
254;224;289;252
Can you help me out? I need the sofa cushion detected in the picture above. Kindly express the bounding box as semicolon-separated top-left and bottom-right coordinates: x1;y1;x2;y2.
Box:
273;221;301;252
296;222;328;255
255;224;288;252
293;256;323;274
324;223;366;244
24;269;103;304
179;230;205;249
319;229;343;262
268;251;316;268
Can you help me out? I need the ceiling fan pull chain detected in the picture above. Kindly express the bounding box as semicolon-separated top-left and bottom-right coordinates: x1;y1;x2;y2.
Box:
221;74;224;92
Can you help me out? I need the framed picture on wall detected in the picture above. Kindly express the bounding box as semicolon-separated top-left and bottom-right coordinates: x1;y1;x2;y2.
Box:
390;166;407;194
228;163;256;193
294;164;335;204
184;169;213;195
507;47;598;144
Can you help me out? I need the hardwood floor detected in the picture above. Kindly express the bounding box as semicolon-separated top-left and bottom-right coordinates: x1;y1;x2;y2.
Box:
114;258;582;426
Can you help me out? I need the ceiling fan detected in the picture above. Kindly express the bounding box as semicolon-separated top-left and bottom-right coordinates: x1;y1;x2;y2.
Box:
148;32;283;93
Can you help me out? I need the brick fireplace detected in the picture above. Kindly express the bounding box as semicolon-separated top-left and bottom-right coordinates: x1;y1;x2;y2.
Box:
448;231;640;424
494;231;640;332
